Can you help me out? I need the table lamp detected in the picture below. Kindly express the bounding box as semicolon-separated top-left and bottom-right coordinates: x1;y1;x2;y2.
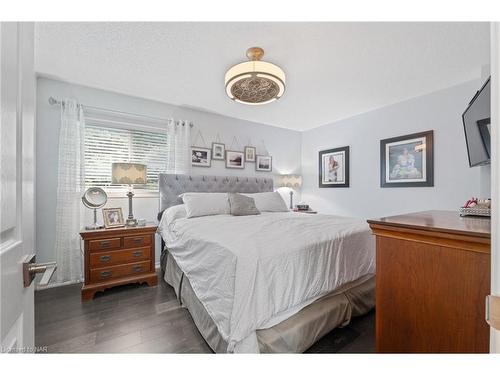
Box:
111;163;147;226
277;174;302;209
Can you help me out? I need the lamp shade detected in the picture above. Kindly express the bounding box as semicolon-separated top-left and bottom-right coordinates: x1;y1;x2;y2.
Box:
225;47;286;105
277;174;302;189
111;163;147;185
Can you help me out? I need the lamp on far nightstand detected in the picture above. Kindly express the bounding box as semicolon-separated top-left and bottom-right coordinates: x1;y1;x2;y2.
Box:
277;174;302;209
112;162;147;227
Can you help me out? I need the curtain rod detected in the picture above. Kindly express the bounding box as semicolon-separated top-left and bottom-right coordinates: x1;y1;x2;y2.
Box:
48;96;193;127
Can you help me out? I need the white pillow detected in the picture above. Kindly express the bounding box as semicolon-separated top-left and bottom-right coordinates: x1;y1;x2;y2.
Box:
163;204;187;226
242;192;288;212
180;192;230;218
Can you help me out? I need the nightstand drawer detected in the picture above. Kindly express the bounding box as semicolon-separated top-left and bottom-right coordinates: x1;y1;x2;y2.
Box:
89;237;122;251
90;261;151;283
123;234;151;248
89;246;151;267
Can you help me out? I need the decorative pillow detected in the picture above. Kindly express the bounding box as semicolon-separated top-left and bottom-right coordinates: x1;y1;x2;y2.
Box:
228;193;261;216
180;192;230;218
242;192;289;212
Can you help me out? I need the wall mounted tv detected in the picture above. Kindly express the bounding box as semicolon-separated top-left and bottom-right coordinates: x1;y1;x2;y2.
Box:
462;77;491;167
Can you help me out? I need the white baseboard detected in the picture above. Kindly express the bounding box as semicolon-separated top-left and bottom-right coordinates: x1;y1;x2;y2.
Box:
36;264;161;291
35;278;82;291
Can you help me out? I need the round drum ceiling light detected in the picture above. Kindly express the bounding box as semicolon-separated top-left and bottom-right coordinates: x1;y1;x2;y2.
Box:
224;47;286;105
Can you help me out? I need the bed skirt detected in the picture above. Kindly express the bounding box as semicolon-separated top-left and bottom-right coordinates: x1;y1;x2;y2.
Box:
162;250;375;353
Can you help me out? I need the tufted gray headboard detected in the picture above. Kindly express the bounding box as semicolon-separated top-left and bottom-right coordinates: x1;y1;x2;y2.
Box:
158;174;274;219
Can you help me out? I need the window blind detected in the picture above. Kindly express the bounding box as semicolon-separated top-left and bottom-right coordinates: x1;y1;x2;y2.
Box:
84;123;168;190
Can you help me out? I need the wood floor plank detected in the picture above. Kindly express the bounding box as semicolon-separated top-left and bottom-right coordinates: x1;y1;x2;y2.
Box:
35;272;374;353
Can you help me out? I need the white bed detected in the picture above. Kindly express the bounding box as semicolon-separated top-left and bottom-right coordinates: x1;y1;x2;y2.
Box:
158;209;375;353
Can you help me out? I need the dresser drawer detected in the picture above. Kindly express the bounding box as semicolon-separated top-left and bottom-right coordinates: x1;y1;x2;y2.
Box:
90;261;151;283
123;234;152;248
89;237;122;251
89;246;151;267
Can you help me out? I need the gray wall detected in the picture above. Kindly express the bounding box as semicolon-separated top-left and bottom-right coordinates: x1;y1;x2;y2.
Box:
300;79;487;219
36;76;491;276
36;77;302;266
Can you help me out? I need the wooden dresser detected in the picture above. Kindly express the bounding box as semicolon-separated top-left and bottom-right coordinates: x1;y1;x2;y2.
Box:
80;224;158;300
367;210;491;353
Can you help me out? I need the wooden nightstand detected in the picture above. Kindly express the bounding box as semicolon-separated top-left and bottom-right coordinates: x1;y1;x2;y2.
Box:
80;223;158;300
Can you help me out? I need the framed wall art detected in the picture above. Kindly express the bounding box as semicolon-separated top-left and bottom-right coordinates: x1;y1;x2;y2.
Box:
225;150;245;169
244;146;256;162
319;146;349;188
191;146;211;167
211;142;225;160
380;130;433;187
255;155;272;172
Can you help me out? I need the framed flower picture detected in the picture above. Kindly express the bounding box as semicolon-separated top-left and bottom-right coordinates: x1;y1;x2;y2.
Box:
255;155;272;172
319;146;349;188
380;130;434;187
191;146;211;167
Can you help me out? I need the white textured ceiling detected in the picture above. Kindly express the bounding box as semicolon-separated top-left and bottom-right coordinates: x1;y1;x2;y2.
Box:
34;22;490;131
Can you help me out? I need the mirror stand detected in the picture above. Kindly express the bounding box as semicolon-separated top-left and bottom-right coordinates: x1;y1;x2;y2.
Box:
85;208;103;230
82;187;107;230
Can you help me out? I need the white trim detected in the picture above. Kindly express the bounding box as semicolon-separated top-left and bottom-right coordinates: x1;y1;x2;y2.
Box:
490;21;500;353
105;189;159;199
35;278;83;291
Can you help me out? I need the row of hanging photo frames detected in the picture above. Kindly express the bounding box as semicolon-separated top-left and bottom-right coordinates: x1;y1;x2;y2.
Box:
190;131;273;172
318;130;434;188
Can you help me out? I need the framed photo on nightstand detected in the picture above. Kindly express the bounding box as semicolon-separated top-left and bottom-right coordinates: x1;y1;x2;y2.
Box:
102;207;125;228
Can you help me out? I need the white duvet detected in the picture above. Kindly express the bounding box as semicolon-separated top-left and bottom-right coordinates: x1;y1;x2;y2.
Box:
158;211;375;353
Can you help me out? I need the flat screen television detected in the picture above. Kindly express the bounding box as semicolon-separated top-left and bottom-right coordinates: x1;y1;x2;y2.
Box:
462;77;491;167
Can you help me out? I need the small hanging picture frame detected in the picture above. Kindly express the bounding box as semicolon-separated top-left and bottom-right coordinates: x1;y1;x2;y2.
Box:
256;155;272;172
244;146;256;162
212;143;225;160
212;133;225;160
191;146;211;167
191;128;211;167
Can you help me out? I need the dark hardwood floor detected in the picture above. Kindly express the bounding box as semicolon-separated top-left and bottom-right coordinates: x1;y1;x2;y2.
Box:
35;273;375;353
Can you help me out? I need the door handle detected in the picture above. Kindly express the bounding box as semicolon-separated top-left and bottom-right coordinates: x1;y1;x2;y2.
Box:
486;295;500;331
23;254;57;287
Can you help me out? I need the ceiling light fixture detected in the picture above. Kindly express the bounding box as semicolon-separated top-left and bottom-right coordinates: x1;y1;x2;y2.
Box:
224;47;286;105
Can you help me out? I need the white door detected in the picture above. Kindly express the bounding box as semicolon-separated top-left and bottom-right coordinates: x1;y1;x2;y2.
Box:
0;22;36;353
491;21;500;353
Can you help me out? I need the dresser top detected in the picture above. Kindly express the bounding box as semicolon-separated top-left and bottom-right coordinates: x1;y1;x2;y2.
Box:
367;210;490;238
80;222;158;236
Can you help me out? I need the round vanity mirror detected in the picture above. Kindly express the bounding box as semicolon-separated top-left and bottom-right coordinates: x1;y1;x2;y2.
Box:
82;187;108;229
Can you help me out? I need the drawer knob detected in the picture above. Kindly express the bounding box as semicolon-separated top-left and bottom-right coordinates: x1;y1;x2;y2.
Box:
133;238;143;244
100;271;112;278
100;240;111;247
132;251;143;257
100;255;111;262
132;266;143;273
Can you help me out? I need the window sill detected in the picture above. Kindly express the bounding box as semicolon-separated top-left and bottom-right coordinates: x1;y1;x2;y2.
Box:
104;190;159;199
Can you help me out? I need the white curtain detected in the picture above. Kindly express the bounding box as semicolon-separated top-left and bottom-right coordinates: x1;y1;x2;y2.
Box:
54;99;85;284
165;119;191;174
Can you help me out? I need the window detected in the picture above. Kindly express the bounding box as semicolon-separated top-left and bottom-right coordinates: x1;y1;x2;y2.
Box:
84;124;168;191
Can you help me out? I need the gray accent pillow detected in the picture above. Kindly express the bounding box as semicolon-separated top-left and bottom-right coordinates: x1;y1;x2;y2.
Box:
228;193;261;216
